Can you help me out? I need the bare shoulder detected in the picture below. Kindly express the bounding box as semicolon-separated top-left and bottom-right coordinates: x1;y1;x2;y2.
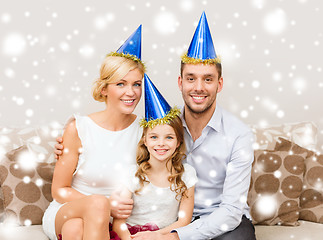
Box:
63;120;81;148
64;119;78;137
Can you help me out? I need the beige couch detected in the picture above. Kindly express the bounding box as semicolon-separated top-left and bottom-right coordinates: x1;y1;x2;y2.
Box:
0;121;322;240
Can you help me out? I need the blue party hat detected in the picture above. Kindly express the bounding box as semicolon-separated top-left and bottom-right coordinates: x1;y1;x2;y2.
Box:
108;25;144;66
140;74;180;128
182;12;221;64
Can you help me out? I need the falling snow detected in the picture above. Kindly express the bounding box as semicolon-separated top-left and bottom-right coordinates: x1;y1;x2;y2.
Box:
1;4;323;233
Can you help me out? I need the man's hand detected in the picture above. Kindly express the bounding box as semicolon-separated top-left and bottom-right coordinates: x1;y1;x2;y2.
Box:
110;192;134;219
54;137;64;159
130;232;179;240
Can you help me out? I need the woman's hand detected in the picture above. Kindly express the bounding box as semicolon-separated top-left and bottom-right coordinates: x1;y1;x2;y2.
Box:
110;191;134;219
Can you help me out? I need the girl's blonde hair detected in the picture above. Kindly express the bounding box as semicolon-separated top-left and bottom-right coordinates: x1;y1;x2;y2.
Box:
92;56;145;102
135;116;187;200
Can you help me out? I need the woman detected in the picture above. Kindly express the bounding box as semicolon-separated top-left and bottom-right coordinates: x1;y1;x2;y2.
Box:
43;26;145;240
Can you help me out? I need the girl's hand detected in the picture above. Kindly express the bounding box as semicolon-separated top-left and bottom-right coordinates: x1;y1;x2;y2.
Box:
130;231;179;240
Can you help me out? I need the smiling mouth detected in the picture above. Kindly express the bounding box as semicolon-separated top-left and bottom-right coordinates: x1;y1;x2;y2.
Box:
154;149;168;154
191;95;207;102
122;99;135;105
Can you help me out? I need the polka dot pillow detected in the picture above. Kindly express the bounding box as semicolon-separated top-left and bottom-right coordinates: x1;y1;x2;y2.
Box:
0;145;55;226
274;138;323;224
247;146;307;226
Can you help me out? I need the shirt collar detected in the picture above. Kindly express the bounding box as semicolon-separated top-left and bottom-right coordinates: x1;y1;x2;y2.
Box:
180;104;222;133
207;104;222;132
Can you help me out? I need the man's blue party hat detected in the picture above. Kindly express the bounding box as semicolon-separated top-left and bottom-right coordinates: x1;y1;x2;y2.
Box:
182;12;221;64
108;25;144;66
140;74;180;128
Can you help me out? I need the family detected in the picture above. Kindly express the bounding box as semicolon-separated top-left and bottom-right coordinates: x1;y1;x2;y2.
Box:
42;12;256;240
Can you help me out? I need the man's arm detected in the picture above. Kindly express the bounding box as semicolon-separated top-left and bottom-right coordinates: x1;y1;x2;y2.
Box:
176;130;254;240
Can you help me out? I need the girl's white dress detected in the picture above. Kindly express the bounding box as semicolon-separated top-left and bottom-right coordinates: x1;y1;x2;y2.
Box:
42;114;142;240
125;163;198;228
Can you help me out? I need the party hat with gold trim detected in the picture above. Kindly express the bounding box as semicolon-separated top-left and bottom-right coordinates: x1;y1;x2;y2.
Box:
182;12;221;64
107;25;144;66
140;74;180;128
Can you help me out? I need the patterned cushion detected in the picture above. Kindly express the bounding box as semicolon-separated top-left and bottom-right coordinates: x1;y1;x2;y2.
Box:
251;122;317;151
274;138;323;224
247;147;307;226
0;124;62;221
0;146;55;225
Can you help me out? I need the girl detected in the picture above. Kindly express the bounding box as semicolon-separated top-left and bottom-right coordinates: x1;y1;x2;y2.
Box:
42;26;145;240
112;75;197;240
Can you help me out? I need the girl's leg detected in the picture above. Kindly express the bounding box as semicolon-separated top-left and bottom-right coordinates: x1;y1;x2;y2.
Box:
55;194;111;240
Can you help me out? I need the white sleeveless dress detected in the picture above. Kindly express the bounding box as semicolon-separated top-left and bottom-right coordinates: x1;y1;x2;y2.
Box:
42;114;142;240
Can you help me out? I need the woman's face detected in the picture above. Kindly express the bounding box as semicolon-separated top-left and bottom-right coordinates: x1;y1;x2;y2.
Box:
103;68;143;115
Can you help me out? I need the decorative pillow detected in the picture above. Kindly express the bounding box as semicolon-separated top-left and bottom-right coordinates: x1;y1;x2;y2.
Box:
0;124;61;221
251;122;317;151
274;138;323;223
0;124;62;162
0;145;55;226
247;147;307;226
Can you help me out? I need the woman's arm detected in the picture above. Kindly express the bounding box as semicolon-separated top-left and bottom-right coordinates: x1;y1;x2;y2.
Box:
51;120;86;203
158;186;195;234
112;188;133;240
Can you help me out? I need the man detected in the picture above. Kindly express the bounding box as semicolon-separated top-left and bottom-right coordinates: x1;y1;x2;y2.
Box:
131;12;256;240
55;12;256;240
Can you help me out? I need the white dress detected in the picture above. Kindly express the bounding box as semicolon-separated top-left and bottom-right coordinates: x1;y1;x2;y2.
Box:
125;163;198;229
42;114;142;240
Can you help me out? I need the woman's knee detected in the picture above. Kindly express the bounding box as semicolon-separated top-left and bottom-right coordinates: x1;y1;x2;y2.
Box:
87;194;110;211
61;218;83;240
85;195;111;222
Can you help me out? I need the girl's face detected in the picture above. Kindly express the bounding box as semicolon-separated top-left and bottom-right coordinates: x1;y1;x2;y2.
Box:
144;124;179;163
102;68;143;115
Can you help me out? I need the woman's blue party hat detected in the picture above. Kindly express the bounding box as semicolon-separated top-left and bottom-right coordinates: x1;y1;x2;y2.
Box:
182;12;221;64
140;74;180;128
108;25;144;66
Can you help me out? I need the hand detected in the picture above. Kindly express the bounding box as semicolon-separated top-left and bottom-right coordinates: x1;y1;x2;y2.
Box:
54;137;64;159
110;192;134;219
130;231;162;240
130;232;179;240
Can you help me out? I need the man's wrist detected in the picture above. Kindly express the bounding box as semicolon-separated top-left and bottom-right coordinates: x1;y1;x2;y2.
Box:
168;231;180;240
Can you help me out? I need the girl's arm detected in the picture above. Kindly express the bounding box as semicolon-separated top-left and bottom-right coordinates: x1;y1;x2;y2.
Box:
112;188;133;240
158;186;195;234
51;120;86;203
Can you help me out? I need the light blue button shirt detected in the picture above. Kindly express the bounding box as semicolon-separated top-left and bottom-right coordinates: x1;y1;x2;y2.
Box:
176;105;254;240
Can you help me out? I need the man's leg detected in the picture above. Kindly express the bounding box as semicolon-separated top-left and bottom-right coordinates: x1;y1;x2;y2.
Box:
212;215;256;240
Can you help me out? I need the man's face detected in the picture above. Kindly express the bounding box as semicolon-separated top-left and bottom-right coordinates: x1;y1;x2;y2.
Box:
178;63;223;115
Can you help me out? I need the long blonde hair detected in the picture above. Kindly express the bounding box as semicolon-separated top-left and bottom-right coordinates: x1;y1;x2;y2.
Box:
135;116;187;200
92;56;145;102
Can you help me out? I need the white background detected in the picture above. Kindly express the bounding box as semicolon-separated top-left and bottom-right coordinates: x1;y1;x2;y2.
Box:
1;0;323;149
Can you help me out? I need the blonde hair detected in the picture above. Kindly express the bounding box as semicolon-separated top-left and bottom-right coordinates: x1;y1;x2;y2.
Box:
135;116;188;200
92;56;145;102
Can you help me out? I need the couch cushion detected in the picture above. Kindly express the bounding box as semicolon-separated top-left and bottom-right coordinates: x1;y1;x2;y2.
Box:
247;147;306;226
251;122;317;151
255;220;323;240
0;224;49;240
0;146;55;225
274;138;323;224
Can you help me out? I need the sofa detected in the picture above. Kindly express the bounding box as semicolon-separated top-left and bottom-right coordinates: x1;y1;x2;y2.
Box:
0;121;322;240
